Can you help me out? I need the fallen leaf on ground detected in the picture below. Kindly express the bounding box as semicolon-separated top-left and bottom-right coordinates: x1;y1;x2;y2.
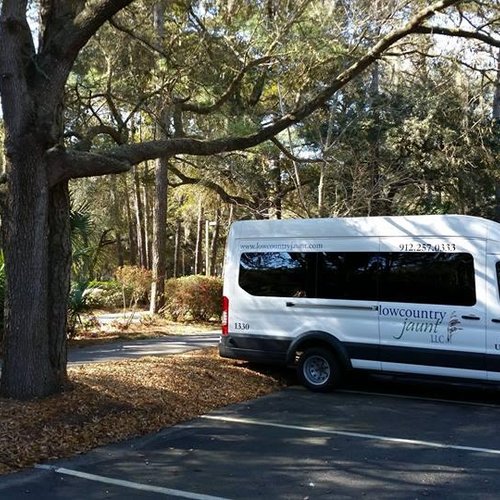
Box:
0;348;287;475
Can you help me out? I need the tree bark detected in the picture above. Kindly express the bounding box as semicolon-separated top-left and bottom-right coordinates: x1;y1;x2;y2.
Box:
133;166;148;267
47;182;71;388
110;175;125;267
194;200;203;274
173;218;181;278
494;49;500;120
493;49;500;221
368;61;384;216
143;172;152;269
150;157;168;313
1;145;69;399
209;208;221;276
124;175;138;265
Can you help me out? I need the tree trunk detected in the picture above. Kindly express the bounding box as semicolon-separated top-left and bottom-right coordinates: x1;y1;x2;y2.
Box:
110;175;125;267
1;145;69;399
194;200;204;274
209;209;221;276
116;231;125;267
368;61;384;216
134;166;148;267
150;157;168;313
124;175;138;265
205;219;210;276
319;101;337;218
494;48;500;121
149;1;169;310
182;224;188;276
143;166;152;269
173;218;181;278
47;182;71;387
271;158;282;219
493;50;500;221
318;161;326;217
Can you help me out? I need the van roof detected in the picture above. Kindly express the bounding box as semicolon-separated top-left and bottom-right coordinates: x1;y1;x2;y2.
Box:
230;215;500;241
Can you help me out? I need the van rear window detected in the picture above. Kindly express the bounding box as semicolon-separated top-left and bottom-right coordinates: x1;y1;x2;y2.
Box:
239;251;476;306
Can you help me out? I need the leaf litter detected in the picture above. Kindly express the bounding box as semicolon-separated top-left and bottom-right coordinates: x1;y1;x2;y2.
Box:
0;347;286;475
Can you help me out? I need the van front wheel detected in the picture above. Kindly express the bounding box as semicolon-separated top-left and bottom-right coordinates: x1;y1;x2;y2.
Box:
297;347;341;392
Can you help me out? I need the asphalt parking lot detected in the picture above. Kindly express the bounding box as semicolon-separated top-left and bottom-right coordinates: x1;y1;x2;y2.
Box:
2;376;500;499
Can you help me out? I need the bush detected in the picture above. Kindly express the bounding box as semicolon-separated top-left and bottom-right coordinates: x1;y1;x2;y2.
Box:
86;280;125;309
115;266;152;309
163;275;222;322
68;280;95;338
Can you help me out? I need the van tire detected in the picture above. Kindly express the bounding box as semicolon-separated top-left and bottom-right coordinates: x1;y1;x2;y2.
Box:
297;347;342;392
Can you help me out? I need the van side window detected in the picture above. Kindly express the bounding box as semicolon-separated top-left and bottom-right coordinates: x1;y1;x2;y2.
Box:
317;253;380;301
239;252;316;297
239;251;475;306
496;262;500;299
379;253;475;306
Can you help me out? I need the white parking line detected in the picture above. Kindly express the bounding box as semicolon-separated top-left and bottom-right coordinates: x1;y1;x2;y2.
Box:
35;465;230;500
202;415;500;456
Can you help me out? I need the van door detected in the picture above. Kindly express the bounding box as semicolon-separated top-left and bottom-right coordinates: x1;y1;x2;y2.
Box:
378;237;486;380
311;237;381;371
486;256;500;381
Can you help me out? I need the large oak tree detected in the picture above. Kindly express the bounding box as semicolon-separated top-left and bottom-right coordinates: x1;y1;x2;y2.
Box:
0;0;498;399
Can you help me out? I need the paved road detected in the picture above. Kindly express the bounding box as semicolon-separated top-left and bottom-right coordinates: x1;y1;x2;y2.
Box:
69;333;220;363
2;377;500;499
94;311;150;326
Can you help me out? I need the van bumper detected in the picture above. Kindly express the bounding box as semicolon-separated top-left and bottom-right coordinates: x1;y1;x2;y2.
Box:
219;334;290;365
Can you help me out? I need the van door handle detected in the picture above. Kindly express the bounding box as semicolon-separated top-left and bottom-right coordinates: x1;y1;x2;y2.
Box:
461;315;480;320
491;319;500;324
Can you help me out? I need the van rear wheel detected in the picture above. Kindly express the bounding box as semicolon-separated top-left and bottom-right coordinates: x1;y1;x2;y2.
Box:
297;347;341;392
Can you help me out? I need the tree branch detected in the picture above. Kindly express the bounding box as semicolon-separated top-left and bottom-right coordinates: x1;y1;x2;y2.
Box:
270;137;323;163
173;1;313;114
168;163;252;206
0;1;36;132
92;1;464;166
287;0;463;122
52;0;466;182
180;56;273;115
42;0;134;65
110;6;273;115
66;125;127;151
413;25;500;47
109;16;173;61
29;1;136;134
47;148;131;186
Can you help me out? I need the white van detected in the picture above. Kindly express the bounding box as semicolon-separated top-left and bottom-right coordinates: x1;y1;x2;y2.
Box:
219;215;500;391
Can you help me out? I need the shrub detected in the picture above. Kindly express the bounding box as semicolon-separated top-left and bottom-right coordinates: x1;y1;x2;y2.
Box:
86;280;125;309
163;275;222;322
115;266;152;309
68;280;95;338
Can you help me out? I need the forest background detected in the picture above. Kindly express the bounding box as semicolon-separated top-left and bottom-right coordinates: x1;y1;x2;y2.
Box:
0;0;499;400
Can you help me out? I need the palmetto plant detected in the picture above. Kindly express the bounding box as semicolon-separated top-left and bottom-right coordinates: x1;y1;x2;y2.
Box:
67;200;114;337
71;200;98;282
67;279;95;338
